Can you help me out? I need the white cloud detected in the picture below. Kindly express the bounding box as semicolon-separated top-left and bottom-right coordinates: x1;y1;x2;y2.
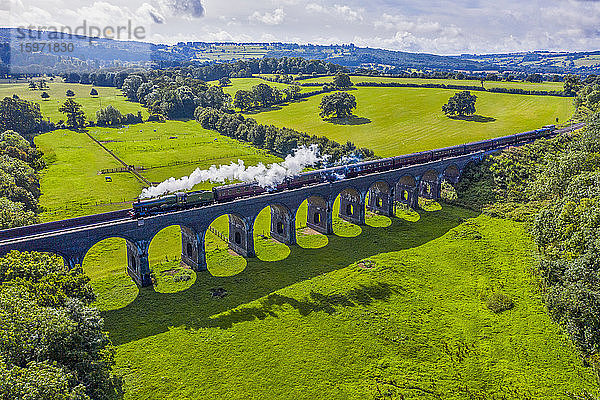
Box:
249;8;285;25
3;0;600;53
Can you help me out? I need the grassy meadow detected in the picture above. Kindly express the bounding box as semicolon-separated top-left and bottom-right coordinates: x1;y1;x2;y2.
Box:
34;120;281;220
301;75;566;92
81;204;597;399
0;80;146;122
249;86;574;157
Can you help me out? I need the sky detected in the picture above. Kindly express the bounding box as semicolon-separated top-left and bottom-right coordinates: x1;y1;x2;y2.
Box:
2;0;600;55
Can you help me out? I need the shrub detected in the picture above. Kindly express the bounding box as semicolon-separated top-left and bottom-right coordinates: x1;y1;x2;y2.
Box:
486;293;514;313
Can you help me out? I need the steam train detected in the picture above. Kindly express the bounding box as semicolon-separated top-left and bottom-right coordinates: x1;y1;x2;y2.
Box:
132;125;557;218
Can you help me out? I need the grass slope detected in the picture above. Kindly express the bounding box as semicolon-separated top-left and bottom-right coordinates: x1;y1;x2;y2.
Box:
87;205;595;399
301;75;566;92
0;81;146;122
250;87;573;157
34;120;281;220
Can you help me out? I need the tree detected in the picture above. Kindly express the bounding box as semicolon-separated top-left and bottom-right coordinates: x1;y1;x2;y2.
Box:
252;83;278;108
564;75;582;96
90;88;98;97
0;97;43;135
525;73;543;83
28;81;36;90
58;99;85;129
234;90;254;111
40;91;50;100
442;91;477;117
65;89;75;97
121;75;143;101
0;197;37;229
319;92;357;119
0;251;121;399
96;105;123;126
219;76;231;87
333;72;353;89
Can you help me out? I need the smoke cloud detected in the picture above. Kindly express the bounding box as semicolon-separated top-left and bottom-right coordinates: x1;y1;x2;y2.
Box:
140;145;326;199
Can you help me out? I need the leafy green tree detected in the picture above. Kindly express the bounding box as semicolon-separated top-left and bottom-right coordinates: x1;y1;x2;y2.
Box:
333;72;353;89
95;105;123;127
525;73;543;83
199;85;231;111
0;251;121;399
234;90;254;111
121;75;143;101
251;83;279;108
136;82;154;105
0;197;37;229
58;99;85;129
442;91;477;117
0;97;43;135
28;81;36;90
65;89;75;97
40;91;50;100
219;76;231;87
564;75;582;96
0;130;45;170
89;88;98;97
319;92;357;119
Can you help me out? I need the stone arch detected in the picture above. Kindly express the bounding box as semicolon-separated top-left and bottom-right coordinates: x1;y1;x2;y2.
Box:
395;174;418;208
250;203;294;262
335;186;366;225
442;163;461;184
420;168;441;199
299;194;332;235
80;232;150;287
366;180;394;216
203;212;248;277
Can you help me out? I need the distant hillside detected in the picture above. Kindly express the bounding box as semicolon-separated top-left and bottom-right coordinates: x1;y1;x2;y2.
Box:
1;27;599;75
457;51;600;74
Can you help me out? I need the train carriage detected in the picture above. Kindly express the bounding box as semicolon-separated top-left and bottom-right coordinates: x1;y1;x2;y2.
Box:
431;144;467;160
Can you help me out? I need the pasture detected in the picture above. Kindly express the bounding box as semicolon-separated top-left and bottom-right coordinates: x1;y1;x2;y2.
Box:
34;120;281;220
249;86;574;157
0;81;147;122
81;204;595;399
300;75;566;92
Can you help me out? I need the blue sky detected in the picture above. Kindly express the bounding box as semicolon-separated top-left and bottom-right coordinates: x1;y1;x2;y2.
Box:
2;0;600;54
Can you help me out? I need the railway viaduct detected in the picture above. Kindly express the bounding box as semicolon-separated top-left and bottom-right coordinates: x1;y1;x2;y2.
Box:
0;152;480;287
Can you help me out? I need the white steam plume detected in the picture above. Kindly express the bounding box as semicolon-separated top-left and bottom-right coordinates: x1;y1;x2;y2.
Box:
140;145;326;199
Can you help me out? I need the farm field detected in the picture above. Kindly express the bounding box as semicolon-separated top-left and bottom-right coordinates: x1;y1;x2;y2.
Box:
82;204;595;399
34;120;281;220
300;75;566;91
208;77;313;96
249;87;574;157
0;81;147;122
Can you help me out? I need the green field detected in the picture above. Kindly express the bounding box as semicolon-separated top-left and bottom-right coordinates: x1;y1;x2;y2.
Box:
80;204;596;399
0;81;146;122
249;87;573;157
34;120;281;220
301;75;566;92
208;77;312;97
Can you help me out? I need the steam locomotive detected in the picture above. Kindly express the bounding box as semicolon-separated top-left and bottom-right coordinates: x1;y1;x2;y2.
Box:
132;125;557;218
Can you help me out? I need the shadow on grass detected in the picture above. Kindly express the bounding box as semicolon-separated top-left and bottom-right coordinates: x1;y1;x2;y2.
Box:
242;105;284;115
449;115;496;123
102;205;478;345
324;115;372;125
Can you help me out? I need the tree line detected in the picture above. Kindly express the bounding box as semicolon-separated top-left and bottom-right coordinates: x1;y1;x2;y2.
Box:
0;96;121;398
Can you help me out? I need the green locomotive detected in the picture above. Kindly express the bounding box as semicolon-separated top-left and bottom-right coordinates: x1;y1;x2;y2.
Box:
133;190;214;217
